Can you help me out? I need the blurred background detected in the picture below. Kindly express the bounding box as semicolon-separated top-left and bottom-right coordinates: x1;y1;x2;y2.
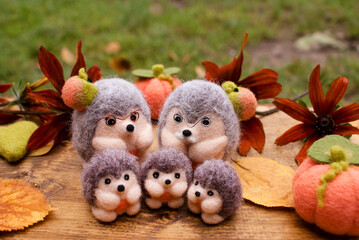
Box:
1;0;359;102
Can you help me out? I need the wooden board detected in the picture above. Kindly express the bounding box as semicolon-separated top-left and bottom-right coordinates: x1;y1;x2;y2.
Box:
1;106;358;240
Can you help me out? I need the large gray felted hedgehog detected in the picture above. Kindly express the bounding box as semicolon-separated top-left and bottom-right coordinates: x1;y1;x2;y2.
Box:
141;148;193;209
158;80;240;167
81;149;142;222
187;160;242;225
62;76;153;161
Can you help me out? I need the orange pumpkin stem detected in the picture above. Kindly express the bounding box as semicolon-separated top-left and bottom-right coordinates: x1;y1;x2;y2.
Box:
316;146;349;207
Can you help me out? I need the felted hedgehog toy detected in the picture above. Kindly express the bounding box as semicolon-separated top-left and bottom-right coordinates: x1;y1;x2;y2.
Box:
62;73;153;161
82;149;142;222
187;160;242;225
141;148;193;209
158;80;239;168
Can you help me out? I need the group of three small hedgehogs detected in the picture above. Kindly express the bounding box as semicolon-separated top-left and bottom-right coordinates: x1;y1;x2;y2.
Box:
61;75;243;225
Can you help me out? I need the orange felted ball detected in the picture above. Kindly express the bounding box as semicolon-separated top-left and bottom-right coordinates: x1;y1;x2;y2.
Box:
135;77;181;120
133;64;181;120
293;135;359;236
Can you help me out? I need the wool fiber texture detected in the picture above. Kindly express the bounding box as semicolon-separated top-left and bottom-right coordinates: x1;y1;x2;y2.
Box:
194;159;242;218
72;78;151;161
158;80;240;160
141;148;193;196
81;149;140;206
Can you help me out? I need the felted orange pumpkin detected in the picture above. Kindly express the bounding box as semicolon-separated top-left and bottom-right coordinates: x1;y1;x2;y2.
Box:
133;64;181;120
293;135;359;236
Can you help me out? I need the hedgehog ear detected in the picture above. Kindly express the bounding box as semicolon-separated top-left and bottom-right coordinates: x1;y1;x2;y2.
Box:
62;68;98;111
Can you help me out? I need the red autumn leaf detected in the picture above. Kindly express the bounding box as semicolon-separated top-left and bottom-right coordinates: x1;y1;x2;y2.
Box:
249;82;282;100
308;65;325;116
238;133;251;155
27;90;69;112
71;41;86;77
0;113;21;124
0;98;9;103
87;65;102;82
38;46;65;93
53;127;71;146
241;116;265;153
26;113;69;151
0;84;12;93
275;124;316;146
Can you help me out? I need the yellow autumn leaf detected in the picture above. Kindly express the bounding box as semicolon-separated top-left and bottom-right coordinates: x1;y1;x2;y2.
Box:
231;157;295;208
0;178;52;231
27;141;54;157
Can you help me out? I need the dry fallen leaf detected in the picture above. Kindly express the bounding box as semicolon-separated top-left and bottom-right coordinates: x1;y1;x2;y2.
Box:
60;47;75;65
0;178;52;231
105;41;121;54
231;157;295;208
109;56;131;74
27;141;54;157
168;51;178;61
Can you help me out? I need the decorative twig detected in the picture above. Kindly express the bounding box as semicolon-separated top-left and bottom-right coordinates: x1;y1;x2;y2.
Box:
256;90;309;117
0;109;57;115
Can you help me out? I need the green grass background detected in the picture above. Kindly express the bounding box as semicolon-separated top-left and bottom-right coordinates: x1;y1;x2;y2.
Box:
1;0;359;103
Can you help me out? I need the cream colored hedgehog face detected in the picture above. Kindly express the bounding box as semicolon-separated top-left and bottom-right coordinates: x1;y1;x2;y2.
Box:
92;109;153;156
161;107;228;164
95;171;139;198
144;168;188;198
187;179;223;214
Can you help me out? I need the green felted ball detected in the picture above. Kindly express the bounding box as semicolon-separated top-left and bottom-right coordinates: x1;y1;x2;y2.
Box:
0;121;38;162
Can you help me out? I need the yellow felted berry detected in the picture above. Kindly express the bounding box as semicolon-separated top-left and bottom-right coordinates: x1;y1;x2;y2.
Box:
0;121;38;162
222;81;257;121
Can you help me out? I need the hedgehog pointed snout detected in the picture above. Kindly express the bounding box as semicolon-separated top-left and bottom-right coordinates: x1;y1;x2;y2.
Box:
182;129;192;137
165;179;172;185
195;191;201;197
126;124;135;132
117;185;125;192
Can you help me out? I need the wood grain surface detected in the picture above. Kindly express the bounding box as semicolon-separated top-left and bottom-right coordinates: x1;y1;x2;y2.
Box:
1;106;358;240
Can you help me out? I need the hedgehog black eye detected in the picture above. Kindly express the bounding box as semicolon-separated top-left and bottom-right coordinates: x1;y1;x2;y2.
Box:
105;116;116;126
153;172;159;179
175;173;180;179
195;181;199;185
173;114;183;123
130;111;139;122
201;116;211;126
207;190;214;196
124;174;129;180
105;178;111;184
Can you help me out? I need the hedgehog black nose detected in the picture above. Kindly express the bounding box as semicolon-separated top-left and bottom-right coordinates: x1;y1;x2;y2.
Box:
165;179;171;185
126;124;134;132
182;129;191;137
117;185;125;192
195;191;200;197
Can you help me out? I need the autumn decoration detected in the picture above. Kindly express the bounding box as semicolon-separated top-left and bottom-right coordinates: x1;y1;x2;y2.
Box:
202;33;281;155
232;157;294;208
293;135;359;236
133;64;182;120
25;42;101;152
273;65;359;164
0;178;53;231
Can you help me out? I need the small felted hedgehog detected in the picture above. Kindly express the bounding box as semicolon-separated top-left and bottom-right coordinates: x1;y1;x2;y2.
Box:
62;76;153;161
82;149;142;222
158;80;239;168
187;160;242;225
141;148;193;209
